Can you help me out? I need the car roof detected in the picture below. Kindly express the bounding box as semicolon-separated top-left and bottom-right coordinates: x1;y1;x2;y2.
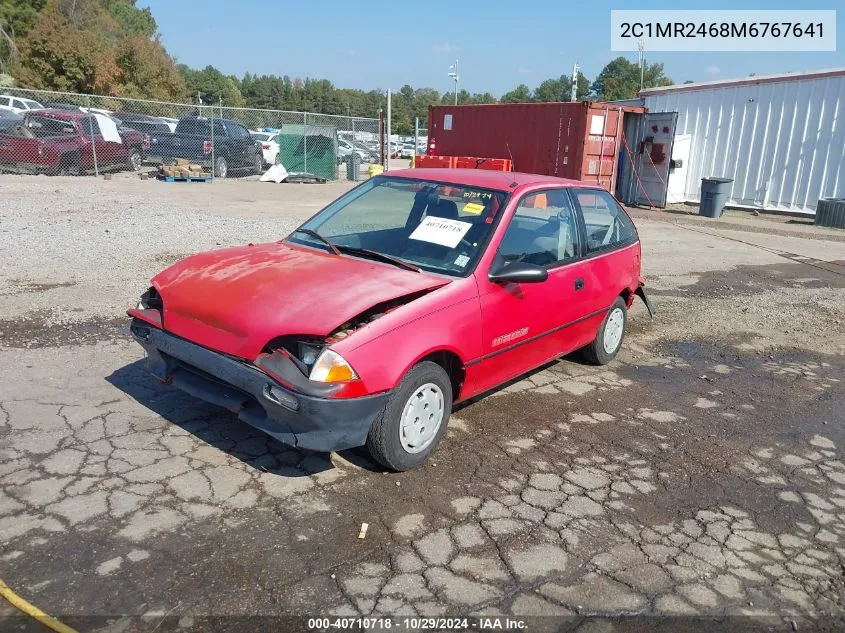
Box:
386;168;588;192
27;109;86;121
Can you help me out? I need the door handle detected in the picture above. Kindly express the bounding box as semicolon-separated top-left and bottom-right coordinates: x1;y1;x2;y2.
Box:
574;278;585;290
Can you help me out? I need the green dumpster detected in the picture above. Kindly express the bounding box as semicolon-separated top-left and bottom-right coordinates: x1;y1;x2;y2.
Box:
277;123;338;181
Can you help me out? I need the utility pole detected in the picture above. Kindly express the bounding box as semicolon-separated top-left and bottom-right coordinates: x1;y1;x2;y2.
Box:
385;89;391;172
638;39;645;92
570;63;579;101
448;60;459;105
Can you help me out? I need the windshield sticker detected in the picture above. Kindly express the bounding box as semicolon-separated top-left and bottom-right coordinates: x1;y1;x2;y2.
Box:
409;216;472;248
454;254;470;267
462;202;485;215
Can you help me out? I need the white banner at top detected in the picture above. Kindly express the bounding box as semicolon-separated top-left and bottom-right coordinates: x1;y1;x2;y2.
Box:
610;10;836;52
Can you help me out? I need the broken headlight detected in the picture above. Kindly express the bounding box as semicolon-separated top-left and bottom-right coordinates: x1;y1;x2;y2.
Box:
137;286;163;311
308;349;358;383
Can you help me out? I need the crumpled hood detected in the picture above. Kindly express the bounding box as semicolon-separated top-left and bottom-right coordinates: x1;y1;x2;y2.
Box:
153;241;449;359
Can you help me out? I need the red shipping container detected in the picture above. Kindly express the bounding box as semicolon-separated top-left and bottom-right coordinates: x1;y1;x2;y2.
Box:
427;102;645;194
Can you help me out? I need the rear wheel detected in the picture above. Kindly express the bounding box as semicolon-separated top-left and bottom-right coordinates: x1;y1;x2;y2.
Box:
253;154;263;174
213;156;228;178
366;361;452;471
583;296;627;365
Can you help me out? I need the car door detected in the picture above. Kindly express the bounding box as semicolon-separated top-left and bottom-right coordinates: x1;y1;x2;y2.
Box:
472;188;603;394
570;187;641;314
79;116;117;168
227;122;251;168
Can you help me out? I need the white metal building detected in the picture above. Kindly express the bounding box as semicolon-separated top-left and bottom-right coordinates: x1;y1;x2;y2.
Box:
637;67;845;214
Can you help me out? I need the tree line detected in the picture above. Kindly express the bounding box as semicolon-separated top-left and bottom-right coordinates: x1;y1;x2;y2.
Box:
0;0;673;134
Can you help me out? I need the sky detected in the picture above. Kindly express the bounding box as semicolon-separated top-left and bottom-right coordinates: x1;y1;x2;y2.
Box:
142;0;844;97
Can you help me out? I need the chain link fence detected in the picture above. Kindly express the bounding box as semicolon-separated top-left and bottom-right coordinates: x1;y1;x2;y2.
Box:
414;117;429;157
0;88;380;181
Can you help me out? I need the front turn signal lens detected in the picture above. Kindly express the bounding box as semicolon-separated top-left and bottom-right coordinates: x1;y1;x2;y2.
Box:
308;349;359;383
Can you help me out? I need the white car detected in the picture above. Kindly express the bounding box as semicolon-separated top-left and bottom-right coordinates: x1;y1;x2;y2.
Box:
338;138;368;162
250;131;280;167
398;143;416;159
0;95;44;115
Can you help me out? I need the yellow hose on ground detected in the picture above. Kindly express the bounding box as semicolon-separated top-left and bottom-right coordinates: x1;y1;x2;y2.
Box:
0;577;79;633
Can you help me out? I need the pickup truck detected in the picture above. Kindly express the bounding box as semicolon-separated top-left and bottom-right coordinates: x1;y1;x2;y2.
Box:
147;116;264;178
0;109;149;175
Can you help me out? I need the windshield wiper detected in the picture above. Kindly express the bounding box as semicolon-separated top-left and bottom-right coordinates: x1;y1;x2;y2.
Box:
291;228;341;256
336;246;421;273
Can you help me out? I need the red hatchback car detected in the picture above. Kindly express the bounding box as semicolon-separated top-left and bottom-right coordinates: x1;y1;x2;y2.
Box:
129;169;652;470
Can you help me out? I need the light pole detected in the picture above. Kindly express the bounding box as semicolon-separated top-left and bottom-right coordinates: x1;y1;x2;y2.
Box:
638;39;645;92
448;60;459;105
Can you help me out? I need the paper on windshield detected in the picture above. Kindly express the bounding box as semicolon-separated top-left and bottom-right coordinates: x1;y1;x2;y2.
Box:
94;113;122;144
409;216;472;248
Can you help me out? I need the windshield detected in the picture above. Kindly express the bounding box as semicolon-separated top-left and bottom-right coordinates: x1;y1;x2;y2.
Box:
23;99;42;109
288;176;508;277
251;132;272;141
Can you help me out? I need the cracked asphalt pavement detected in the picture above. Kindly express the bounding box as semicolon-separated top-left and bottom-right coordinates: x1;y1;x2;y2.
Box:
1;175;844;632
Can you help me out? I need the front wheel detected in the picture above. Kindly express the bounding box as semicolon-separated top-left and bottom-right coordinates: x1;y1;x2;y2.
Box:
366;361;452;471
127;148;142;172
583;296;628;365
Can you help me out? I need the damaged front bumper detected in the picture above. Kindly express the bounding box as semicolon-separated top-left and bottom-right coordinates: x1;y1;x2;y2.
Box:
129;319;388;452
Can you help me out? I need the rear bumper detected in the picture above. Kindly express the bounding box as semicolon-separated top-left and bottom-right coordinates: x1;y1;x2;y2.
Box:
129;319;388;452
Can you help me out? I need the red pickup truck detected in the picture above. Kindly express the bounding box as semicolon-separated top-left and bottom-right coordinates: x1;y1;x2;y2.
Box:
0;109;149;175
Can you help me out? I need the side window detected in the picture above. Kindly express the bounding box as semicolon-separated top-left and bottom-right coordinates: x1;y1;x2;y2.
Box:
498;189;581;268
573;189;637;253
81;117;101;137
225;122;248;138
13;99;25;109
0;97;9;106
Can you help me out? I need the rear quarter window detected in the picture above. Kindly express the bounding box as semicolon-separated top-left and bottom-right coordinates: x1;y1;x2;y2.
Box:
572;189;637;253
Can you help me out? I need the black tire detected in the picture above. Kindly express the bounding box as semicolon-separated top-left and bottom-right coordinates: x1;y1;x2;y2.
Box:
213;156;228;178
56;153;81;176
582;296;628;365
127;148;142;172
366;361;452;471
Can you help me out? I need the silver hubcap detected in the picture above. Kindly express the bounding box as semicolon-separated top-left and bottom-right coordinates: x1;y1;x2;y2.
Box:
130;152;141;171
399;383;444;454
603;307;625;354
216;159;226;178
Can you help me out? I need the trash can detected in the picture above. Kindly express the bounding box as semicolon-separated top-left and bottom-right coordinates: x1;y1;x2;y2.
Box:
814;198;845;229
699;177;733;218
346;153;361;181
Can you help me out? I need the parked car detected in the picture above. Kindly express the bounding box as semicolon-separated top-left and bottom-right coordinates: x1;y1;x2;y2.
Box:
0;95;44;114
0;109;149;175
128;169;651;471
147;115;263;177
250;130;280;167
42;102;85;111
398;143;416;159
113;112;173;136
336;138;369;164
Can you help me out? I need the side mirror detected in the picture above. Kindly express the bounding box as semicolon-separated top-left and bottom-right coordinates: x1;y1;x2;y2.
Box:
488;260;548;284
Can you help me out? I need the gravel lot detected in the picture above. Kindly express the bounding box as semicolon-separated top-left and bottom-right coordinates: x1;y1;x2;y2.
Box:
1;173;844;632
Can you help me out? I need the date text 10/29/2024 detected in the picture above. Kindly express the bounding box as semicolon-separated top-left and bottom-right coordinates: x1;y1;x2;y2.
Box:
307;617;528;631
